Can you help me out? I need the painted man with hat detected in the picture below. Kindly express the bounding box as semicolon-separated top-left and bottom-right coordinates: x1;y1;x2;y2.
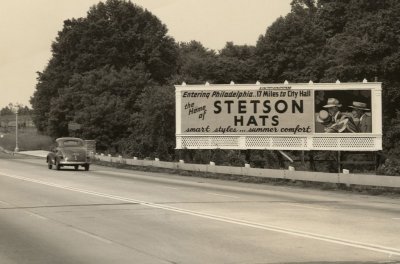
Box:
316;109;333;132
319;98;358;133
349;101;372;133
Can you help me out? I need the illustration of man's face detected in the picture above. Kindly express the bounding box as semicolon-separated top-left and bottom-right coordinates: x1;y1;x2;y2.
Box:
327;106;339;117
352;109;363;118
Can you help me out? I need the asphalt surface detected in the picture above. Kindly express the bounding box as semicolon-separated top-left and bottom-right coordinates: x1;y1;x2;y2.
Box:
0;153;399;263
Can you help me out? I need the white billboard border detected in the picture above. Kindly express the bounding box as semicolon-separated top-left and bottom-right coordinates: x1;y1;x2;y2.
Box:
175;82;382;151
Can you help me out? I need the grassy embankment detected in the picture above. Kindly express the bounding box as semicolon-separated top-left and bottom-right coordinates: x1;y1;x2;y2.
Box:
0;131;53;152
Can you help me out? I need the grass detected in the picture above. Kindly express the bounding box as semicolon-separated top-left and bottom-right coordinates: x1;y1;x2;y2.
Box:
92;159;400;197
0;131;53;151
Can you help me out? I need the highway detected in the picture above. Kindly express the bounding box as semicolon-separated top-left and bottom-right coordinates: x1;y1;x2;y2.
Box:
0;154;399;263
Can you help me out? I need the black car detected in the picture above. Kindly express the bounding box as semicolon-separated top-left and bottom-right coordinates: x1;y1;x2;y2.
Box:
47;137;90;171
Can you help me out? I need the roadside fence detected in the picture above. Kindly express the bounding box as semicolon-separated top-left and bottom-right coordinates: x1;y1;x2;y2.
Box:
95;154;400;188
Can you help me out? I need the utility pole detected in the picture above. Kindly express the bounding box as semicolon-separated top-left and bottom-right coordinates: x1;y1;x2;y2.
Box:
14;108;19;152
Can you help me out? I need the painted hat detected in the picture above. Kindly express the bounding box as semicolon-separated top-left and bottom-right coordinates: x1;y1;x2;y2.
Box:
323;98;342;108
349;101;369;111
316;110;332;125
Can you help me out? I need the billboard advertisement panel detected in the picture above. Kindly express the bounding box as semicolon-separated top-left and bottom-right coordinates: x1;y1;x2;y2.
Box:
181;89;313;135
175;82;382;151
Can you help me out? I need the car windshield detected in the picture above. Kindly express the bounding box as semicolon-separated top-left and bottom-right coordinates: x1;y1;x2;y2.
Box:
62;140;83;147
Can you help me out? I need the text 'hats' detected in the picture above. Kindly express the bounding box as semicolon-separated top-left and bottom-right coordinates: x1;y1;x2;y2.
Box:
349;101;369;111
323;98;342;108
316;110;332;125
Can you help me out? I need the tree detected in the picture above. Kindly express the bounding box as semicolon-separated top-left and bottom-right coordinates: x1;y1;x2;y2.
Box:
211;42;258;84
315;0;400;159
171;40;217;85
30;0;178;138
255;0;327;83
0;103;32;116
0;104;15;115
320;1;400;82
124;85;176;160
172;41;258;85
55;65;153;151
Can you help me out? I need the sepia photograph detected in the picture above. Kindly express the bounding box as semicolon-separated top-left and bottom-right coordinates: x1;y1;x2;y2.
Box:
315;90;373;133
0;1;399;263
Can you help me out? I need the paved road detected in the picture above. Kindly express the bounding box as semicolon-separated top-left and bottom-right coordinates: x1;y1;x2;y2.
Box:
0;154;399;263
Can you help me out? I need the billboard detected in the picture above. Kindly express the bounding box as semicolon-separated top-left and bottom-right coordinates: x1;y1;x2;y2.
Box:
175;82;382;151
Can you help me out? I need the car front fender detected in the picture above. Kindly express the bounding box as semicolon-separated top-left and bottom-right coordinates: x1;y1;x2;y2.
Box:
47;153;56;163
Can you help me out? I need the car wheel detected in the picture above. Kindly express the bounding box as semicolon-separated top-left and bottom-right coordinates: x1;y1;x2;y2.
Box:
74;165;79;170
56;159;61;170
84;164;90;171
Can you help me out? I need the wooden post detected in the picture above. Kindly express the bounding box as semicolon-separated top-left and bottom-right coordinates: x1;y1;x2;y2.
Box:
338;151;341;173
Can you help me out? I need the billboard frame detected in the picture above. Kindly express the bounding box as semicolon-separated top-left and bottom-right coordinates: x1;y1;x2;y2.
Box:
175;81;382;151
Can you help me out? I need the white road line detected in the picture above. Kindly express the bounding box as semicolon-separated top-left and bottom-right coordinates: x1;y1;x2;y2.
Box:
393;218;400;220
0;200;12;206
28;212;48;220
281;202;330;211
162;186;179;190
207;193;239;199
73;229;112;244
1;171;400;256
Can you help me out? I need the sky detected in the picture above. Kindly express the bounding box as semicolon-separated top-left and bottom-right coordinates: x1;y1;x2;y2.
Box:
0;0;292;109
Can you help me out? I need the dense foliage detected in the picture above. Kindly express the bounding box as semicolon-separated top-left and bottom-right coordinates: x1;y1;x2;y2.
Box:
30;0;177;139
30;0;400;173
0;103;32;116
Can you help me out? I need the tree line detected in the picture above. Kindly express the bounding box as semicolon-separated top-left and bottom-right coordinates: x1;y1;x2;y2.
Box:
30;0;400;174
0;103;32;116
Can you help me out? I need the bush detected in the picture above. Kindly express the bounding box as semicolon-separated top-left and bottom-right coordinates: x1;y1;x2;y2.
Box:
225;150;246;167
377;157;400;176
